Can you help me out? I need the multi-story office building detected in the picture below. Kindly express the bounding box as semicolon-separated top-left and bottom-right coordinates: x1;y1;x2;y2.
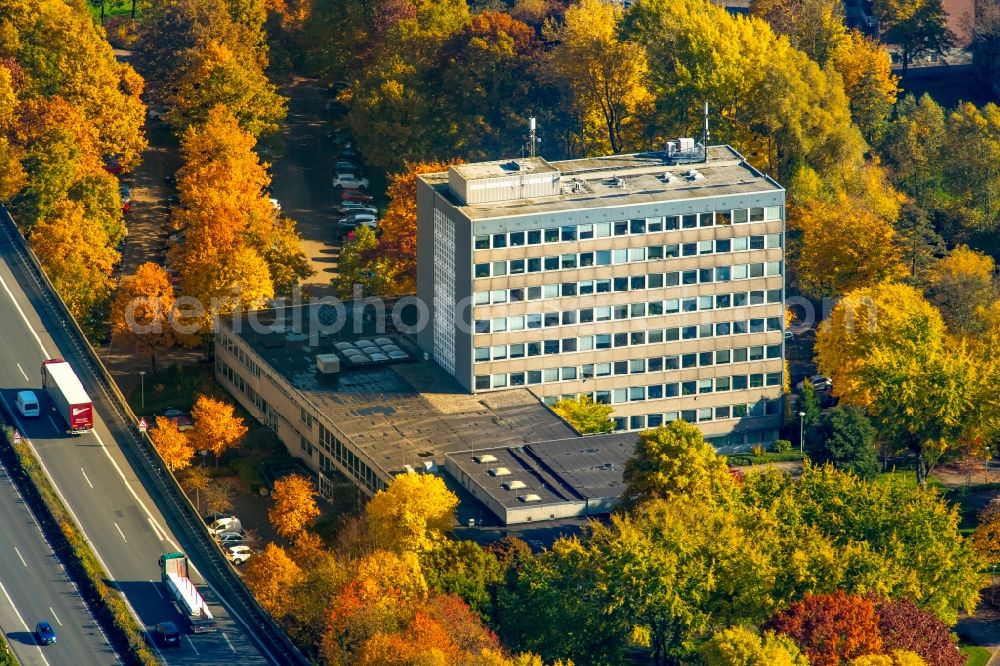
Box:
416;145;786;447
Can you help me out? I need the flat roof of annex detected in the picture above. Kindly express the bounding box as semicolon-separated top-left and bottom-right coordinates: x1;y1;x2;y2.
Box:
420;145;784;222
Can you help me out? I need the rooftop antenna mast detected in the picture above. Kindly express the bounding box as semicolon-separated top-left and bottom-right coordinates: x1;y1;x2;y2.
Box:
528;117;538;158
702;102;710;162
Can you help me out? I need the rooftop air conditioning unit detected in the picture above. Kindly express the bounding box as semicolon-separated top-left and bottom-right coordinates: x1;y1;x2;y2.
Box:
316;354;341;374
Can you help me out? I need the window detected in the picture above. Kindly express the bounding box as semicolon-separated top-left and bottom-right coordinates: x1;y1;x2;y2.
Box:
750;207;765;222
614;221;629;236
491;345;507;360
630;386;645;401
765;206;782;220
682;270;698;285
527;370;542;384
767;233;782;248
664;355;679;370
510;343;525;359
492;233;507;248
527;258;542;273
749;345;764;361
648;385;663;399
492;261;507;276
596;334;612;349
682;381;697;395
474;291;489;306
510;288;524;302
767;261;782;276
561;366;577;380
579;252;594;267
732;347;748;362
613;389;627;404
716;349;731;364
665;383;679;397
475;263;490;278
594;222;611;237
544;227;559;243
475;319;491;334
475;375;490;390
475;347;489;362
647;217;663;232
561;226;577;241
715;266;731;282
716;376;731;392
733;404;748;417
716;294;731;309
733;375;748;390
750;373;764;388
665;244;679;258
510;259;524;275
492;374;507;388
665;216;680;230
475;235;490;250
630;219;646;234
716;322;731;336
766;372;782;386
749;235;765;250
527;230;542;245
648;273;664;288
596;250;612;266
699;351;713;366
509;231;525;246
561;283;577;297
682;214;698;229
579;224;594;240
698;379;714;394
715;406;731;419
682;353;697;368
716;239;731;253
700;212;714;227
717;211;732;226
562;338;577;352
682;243;698;257
648;245;664;260
733;208;748;224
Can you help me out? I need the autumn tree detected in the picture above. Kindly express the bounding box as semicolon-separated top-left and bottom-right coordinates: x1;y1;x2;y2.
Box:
894;204;945;285
830;31;899;143
268;473;321;539
879;94;945;201
765;591;883;666
620;420;735;510
551;395;614;434
179;465;210;512
29;200;118;319
419;539;504;621
849;653;927;666
111;263;176;372
871;597;965;666
365;473;458;553
149;417;195;472
546;0;652;154
243;543;304;619
879;0;954;71
972;500;1000;563
189;395;247;461
750;0;846;65
701;626;809;666
927;245;997;337
169;40;286;137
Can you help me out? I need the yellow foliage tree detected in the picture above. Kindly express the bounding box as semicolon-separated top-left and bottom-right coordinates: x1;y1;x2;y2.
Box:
110;262;176;373
701;626;809;666
29;199;117;319
850;651;928;666
928;245;997;337
366;473;458;553
546;0;652;154
242;543;304;619
830;30;899;142
149;416;195;472
268;473;321;539
189;395;248;461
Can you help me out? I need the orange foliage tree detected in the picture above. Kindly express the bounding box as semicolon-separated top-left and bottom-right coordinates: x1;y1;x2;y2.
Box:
110;262;176;372
374;160;458;294
766;591;884;666
149;416;195;472
189;395;247;461
268;473;321;539
242;543;304;619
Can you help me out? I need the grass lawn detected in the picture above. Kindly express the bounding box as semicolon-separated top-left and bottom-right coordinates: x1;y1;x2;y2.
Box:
875;468;946;491
727;452;806;467
960;645;991;666
126;363;220;417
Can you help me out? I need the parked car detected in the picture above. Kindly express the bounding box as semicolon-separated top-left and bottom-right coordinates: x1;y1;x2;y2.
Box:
783;330;794;342
336;202;377;216
226;545;253;565
796;374;832;392
159;408;193;431
151;622;180;647
35;621;56;646
333;160;360;173
120;185;132;213
203;511;234;525
337;146;361;160
103;156;123;176
209;517;242;535
328;80;351;94
332;174;369;190
337;213;378;233
216;531;245;545
269;197;281;211
324;100;349;115
340;190;374;203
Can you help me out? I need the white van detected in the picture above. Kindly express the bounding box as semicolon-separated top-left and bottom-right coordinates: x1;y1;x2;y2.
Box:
15;391;39;418
209;517;241;535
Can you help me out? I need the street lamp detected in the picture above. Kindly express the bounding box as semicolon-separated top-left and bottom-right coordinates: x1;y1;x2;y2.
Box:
138;370;146;410
798;411;806;454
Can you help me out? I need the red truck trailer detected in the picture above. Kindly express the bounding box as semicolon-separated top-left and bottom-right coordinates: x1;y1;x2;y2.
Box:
41;359;93;434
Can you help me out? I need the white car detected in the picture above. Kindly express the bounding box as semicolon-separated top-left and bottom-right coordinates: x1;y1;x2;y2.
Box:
796;374;832;392
336;202;377;216
337;213;378;232
269;198;281;211
332;173;369;190
226;545;252;565
15;390;39;418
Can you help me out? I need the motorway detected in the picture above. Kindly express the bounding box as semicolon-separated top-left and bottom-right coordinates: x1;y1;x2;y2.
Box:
0;234;273;664
0;445;117;666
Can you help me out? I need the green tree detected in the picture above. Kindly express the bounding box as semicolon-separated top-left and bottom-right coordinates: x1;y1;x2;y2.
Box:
750;0;846;65
879;94;945;201
817;406;880;480
551;395;614;434
894;203;945;285
620;421;734;510
882;0;954;72
799;382;821;427
419;539;504;622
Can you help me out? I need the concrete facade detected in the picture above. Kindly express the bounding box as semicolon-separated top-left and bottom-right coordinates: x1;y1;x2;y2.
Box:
417;146;786;446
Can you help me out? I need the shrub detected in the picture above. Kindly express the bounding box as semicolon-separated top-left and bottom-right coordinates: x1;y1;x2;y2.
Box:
751;444;766;456
774;439;793;453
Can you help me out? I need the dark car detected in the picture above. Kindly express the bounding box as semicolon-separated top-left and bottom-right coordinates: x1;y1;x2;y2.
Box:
35;621;56;645
159;408;194;431
153;621;181;647
324;100;349;115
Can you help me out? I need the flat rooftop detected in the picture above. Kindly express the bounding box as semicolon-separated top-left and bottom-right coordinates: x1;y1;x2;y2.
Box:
421;145;782;221
446;433;636;510
222;303;576;478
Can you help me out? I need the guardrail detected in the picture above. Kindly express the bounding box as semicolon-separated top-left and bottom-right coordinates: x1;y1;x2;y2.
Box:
0;207;308;665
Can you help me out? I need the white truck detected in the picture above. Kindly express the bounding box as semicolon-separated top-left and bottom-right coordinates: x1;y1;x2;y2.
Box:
41;359;93;434
158;552;216;633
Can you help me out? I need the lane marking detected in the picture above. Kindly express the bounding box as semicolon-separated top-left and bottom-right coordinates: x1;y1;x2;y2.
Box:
0;579;51;666
80;468;93;489
185;634;200;655
113;522;127;543
47;415;59;432
147;517;165;542
0;272;49;356
16;363;28;382
150;580;164;599
48;607;61;626
222;631;236;653
13;547;26;568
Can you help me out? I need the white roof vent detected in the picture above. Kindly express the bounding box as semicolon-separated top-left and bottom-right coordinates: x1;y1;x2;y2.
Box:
661;172;675;183
518;493;542;503
489;467;511;477
684;169;704;181
473;454;498;464
502;479;528;491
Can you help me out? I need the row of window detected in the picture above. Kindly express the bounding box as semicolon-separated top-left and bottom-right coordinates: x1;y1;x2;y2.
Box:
475;365;783;392
475;304;783;335
476;340;782;366
474;207;784;250
475;268;783;305
475;247;783;280
596;400;783;432
319;423;383;494
217;331;261;378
